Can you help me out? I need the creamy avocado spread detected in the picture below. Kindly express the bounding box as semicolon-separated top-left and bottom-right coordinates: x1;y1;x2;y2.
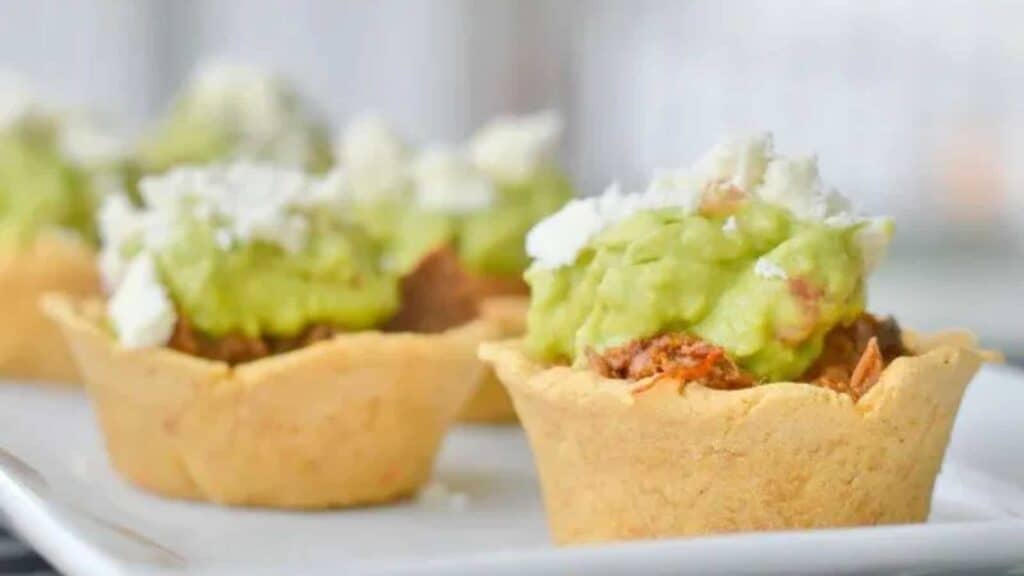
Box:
0;131;99;246
158;212;397;338
523;134;892;382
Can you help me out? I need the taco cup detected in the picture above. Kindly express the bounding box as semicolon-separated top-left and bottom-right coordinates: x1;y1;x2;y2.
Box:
47;163;496;508
481;133;1000;543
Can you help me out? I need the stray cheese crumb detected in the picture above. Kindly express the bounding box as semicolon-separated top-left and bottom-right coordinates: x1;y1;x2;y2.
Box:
415;480;469;512
754;257;788;281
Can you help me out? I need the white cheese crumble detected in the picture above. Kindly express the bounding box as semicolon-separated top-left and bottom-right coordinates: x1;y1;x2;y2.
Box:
690;132;773;193
107;254;177;349
722;215;739;233
411;146;495;214
526;178;708;270
101;163;347;266
470;110;563;183
98;194;145;290
138;163;318;254
758;156;838;222
336;113;410;201
526;132;890;271
415;481;469;512
526;183;632;269
643;172;706;215
753;257;788;280
180;61;322;168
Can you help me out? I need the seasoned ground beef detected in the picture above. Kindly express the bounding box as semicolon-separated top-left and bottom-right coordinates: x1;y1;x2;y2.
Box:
588;314;907;400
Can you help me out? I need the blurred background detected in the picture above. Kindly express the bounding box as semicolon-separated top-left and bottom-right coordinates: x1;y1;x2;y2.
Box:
1;0;1021;360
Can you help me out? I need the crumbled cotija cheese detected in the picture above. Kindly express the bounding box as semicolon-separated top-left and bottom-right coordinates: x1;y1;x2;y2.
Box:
526;133;890;271
469;110;563;183
412;146;495;214
336;113;410;201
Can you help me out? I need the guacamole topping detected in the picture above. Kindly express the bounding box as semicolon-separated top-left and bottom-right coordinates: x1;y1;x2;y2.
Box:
337;112;573;278
524;134;892;382
0;76;128;245
139;63;332;174
101;164;398;348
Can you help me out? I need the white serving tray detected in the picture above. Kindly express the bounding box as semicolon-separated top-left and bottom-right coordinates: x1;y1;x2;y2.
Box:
0;365;1022;575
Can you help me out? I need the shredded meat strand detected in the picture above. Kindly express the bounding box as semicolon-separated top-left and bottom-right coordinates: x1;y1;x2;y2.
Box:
849;337;885;396
587;333;756;391
802;314;906;399
588;313;907;400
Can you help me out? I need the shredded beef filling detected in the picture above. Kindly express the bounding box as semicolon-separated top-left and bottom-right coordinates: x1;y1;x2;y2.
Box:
801;314;906;399
587;334;755;391
385;246;527;333
383;247;481;334
587;314;907;400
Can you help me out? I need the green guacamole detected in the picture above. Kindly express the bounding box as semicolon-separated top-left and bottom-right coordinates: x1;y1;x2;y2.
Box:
357;169;573;278
139;103;333;175
154;211;399;338
525;201;873;381
0;133;97;246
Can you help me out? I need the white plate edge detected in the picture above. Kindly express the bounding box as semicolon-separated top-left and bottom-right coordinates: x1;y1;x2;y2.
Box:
0;456;124;576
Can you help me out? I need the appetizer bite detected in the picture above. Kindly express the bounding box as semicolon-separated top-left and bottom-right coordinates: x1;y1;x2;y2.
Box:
0;75;129;383
336;112;574;422
480;134;998;543
45;164;495;508
139;62;332;174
